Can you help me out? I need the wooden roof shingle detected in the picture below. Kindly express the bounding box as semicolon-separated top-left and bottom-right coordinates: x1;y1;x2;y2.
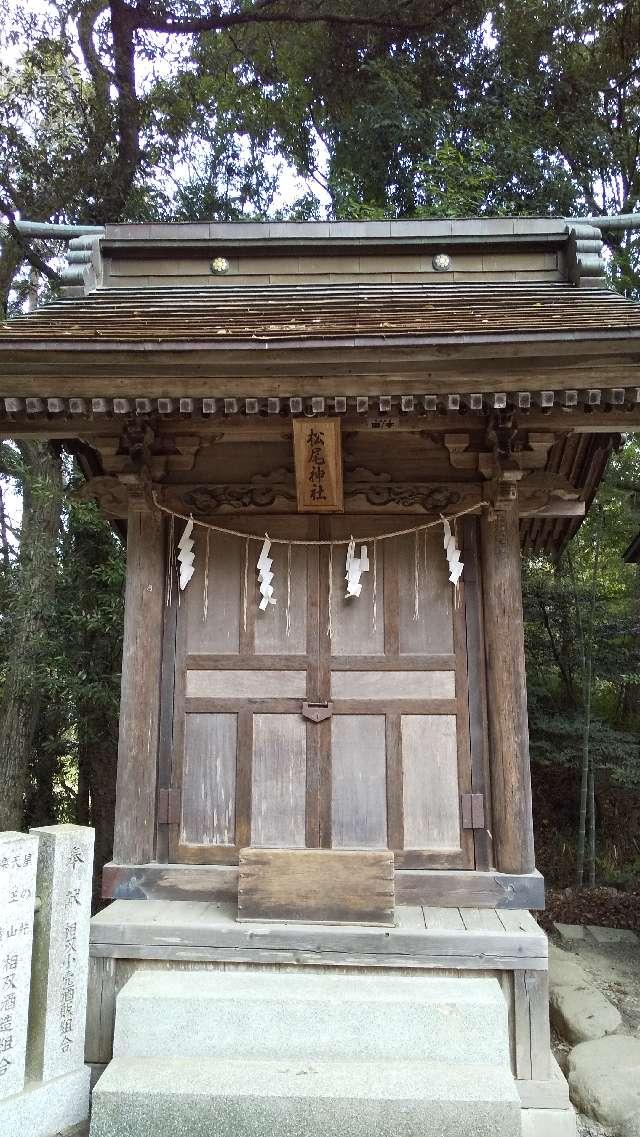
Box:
3;282;640;348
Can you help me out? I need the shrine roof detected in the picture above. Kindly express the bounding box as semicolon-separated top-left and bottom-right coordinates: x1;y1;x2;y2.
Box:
3;282;640;349
0;218;636;557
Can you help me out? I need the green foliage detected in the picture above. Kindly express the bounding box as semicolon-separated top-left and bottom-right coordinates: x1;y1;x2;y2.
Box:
0;454;125;831
49;489;125;727
527;694;639;789
0;0;639;867
524;437;640;797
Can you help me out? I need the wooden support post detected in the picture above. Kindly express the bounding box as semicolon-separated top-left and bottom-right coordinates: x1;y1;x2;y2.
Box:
513;969;551;1080
480;496;535;874
112;506;165;864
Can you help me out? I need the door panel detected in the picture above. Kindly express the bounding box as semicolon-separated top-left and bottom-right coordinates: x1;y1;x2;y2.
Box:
325;516;472;870
186;670;307;699
254;543;308;655
251;713;307;847
396;531;454;654
401;714;460;850
168;513;476;870
330;670;455;700
181;713;237;846
185;531;242;655
331;715;388;848
329;548;385;656
170;516;317;864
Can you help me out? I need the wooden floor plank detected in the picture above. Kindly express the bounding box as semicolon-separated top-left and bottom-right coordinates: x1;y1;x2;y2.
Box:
422;906;465;932
90;900;548;970
395;906;427;932
497;909;542;936
149;900;212;925
459;908;504;933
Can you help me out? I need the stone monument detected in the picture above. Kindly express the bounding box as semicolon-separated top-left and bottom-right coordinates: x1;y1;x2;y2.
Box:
27;824;95;1082
0;832;38;1101
0;824;94;1137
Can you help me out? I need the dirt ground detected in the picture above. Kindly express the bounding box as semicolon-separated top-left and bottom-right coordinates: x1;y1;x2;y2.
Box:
540;890;640;934
551;927;640;1137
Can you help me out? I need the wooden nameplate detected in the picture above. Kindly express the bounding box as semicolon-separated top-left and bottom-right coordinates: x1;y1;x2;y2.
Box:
237;848;395;926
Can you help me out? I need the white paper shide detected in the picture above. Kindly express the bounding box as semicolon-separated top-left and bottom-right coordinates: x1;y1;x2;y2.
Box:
442;517;464;585
345;538;370;598
257;537;276;611
177;518;195;591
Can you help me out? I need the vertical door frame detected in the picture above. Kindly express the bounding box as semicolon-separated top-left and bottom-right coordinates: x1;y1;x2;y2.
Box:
461;516;494;870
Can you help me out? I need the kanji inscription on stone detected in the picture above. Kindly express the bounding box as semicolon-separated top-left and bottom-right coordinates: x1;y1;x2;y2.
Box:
0;831;38;1100
26;824;94;1083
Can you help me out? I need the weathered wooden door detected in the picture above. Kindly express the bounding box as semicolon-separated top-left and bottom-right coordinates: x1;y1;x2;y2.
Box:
169;516;318;863
321;518;473;868
167;514;474;868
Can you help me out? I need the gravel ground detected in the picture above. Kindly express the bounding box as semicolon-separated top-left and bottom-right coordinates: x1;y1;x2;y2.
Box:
556;933;640;1037
577;1119;613;1137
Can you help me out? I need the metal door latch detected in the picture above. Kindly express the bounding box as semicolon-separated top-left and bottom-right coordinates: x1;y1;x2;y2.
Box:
301;701;333;723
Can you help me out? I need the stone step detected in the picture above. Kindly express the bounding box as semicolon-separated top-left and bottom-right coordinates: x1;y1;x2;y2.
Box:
90;1056;522;1137
112;969;511;1067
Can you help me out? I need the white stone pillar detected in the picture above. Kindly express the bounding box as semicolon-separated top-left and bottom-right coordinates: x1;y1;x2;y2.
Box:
26;824;94;1082
0;832;38;1100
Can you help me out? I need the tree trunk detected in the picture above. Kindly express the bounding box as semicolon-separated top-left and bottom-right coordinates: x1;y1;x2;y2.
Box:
573;516;602;888
25;747;57;829
0;234;23;314
76;744;91;826
0;441;63;830
0;484;10;569
621;563;640;726
83;724;118;907
77;723;117;907
587;747;596;888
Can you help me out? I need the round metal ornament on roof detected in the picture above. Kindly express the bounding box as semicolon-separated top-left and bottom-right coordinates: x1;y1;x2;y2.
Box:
210;256;230;274
432;253;451;271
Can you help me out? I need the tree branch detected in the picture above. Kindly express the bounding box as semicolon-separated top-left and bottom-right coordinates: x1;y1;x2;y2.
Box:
98;0;142;220
537;593;577;707
75;0;115;96
0;203;61;285
132;0;463;35
87;0;465;220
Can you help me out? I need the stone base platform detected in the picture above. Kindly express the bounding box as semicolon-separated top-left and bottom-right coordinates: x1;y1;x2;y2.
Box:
86;900;577;1136
91;1055;522;1137
0;1065;90;1137
91;969;521;1137
112;968;512;1064
522;1109;576;1137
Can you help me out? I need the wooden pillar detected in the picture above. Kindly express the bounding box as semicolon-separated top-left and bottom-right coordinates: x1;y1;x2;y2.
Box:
480;496;535;874
112;506;165;864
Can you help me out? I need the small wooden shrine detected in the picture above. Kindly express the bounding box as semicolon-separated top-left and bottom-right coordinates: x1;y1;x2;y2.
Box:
1;218;639;1126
